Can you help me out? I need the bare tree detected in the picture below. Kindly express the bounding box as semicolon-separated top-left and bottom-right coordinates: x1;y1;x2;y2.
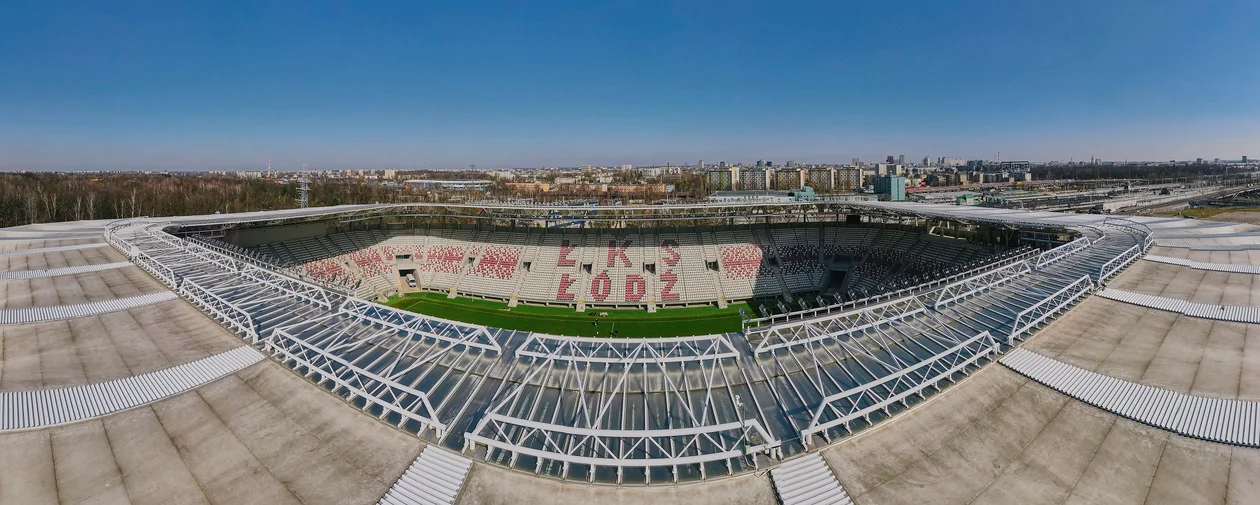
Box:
26;194;39;224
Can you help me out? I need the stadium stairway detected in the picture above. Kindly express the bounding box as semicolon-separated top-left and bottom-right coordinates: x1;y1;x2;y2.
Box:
770;453;854;505
377;445;474;505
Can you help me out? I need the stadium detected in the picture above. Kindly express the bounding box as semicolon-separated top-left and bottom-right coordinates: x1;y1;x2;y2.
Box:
2;200;1258;505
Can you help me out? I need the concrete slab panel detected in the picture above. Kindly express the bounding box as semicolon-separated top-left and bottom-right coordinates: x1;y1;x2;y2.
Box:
101;407;210;505
49;420;131;505
0;430;58;505
195;371;404;505
1;300;243;391
457;463;778;505
820;364;1027;498
233;361;421;481
971;400;1116;505
1145;433;1231;505
149;388;304;505
1228;446;1260;505
1056;419;1167;505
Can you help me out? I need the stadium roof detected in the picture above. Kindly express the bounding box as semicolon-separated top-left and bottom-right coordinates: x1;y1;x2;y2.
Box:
1;201;1258;504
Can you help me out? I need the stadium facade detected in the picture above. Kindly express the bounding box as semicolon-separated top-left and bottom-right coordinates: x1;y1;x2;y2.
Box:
2;200;1259;504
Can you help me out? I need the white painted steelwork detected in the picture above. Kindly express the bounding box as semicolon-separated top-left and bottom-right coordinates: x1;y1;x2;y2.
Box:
933;261;1031;310
0;291;177;324
377;446;473;505
1097;288;1260;324
1002;348;1260;447
1144;255;1260;274
516;333;739;364
0;346;263;430
0;261;132;279
770;453;853;505
1008;275;1095;342
1034;236;1090;269
751;296;928;354
0;242;109;256
799;331;998;445
1097;243;1145;284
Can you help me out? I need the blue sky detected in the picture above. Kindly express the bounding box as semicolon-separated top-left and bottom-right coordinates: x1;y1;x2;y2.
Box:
1;1;1257;170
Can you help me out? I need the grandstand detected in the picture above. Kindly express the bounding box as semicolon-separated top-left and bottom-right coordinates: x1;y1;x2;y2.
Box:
248;223;999;314
3;200;1260;504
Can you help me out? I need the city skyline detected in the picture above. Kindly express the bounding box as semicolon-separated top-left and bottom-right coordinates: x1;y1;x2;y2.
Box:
2;1;1258;171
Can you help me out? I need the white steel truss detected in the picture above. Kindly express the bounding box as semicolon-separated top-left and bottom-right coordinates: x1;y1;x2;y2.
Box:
751;296;928;354
1008;274;1095;342
339;297;500;353
107;220;499;443
755;296;1002;447
466;414;779;483
1103;216;1153;237
516;333;739;365
178;276;261;343
799;330;998;446
1097;243;1145;284
237;265;336;310
933;260;1032;310
269;317;455;438
744;248;1039;328
187;235;357;295
467;332;780;483
1034;236;1090;269
93;205;1163;484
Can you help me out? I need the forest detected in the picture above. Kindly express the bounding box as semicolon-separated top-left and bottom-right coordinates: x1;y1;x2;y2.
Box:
1031;163;1247;182
0;172;399;228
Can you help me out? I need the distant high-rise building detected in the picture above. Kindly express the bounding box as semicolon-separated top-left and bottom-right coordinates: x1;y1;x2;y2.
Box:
922;156;931;166
756;160;765;167
766;161;774;167
1196;158;1203;165
886;155;895;164
852;157;860;166
898;155;906;166
718;161;728;168
1244;156;1249;163
698;160;704;169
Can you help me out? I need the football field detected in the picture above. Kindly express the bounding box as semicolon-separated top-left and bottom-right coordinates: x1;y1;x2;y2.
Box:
385;291;746;337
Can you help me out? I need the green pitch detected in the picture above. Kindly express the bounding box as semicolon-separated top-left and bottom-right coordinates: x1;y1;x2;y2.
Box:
384;291;747;337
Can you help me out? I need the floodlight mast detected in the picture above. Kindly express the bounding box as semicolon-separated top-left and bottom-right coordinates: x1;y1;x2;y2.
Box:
298;164;310;209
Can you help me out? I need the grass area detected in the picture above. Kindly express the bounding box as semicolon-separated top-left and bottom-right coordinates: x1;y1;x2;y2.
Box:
384;291;747;337
1154;206;1257;219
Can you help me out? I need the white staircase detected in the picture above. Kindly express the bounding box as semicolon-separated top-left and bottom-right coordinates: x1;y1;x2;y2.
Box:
770;453;854;505
377;446;474;505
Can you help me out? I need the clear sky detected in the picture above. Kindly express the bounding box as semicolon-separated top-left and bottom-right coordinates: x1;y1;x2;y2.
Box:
1;1;1257;170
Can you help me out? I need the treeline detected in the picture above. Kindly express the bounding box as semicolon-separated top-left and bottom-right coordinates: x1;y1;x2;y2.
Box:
0;172;399;228
1032;163;1246;182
